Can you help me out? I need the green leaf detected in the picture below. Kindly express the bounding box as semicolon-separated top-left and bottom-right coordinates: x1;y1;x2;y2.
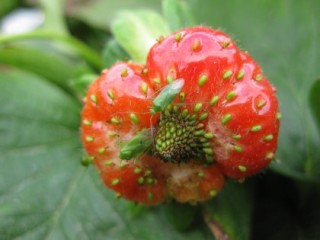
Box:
162;0;195;31
188;0;320;181
0;32;103;70
69;73;98;99
0;0;19;18
203;181;253;240
309;78;320;133
0;71;213;239
70;0;161;29
111;10;170;63
164;202;198;231
0;45;80;91
102;39;130;68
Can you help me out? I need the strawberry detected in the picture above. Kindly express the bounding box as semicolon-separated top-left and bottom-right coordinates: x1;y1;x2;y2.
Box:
81;26;280;205
146;26;280;179
81;62;225;205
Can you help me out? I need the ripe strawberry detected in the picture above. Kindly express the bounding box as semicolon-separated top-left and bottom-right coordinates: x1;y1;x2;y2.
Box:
81;62;225;205
146;26;280;179
81;26;280;205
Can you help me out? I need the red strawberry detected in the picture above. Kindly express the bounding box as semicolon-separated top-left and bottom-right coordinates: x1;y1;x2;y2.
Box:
81;62;225;205
81;26;280;205
146;26;280;179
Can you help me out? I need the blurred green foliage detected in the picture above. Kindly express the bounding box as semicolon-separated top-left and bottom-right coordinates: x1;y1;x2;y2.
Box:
0;0;319;239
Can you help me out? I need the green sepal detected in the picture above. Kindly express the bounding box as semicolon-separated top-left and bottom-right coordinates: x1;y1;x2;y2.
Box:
69;73;98;98
111;10;170;63
102;38;130;68
162;0;195;31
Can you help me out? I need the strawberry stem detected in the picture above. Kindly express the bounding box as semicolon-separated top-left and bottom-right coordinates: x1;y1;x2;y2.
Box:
151;78;185;115
120;129;153;160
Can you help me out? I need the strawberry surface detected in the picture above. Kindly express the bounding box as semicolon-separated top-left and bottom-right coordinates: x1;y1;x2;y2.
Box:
81;62;225;205
146;26;280;178
81;26;280;205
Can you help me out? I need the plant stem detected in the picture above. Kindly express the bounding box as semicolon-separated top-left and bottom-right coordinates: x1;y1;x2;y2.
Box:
0;31;103;70
202;207;229;240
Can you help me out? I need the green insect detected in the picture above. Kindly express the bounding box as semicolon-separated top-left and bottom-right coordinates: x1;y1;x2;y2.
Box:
151;78;185;114
120;129;153;160
121;79;185;160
